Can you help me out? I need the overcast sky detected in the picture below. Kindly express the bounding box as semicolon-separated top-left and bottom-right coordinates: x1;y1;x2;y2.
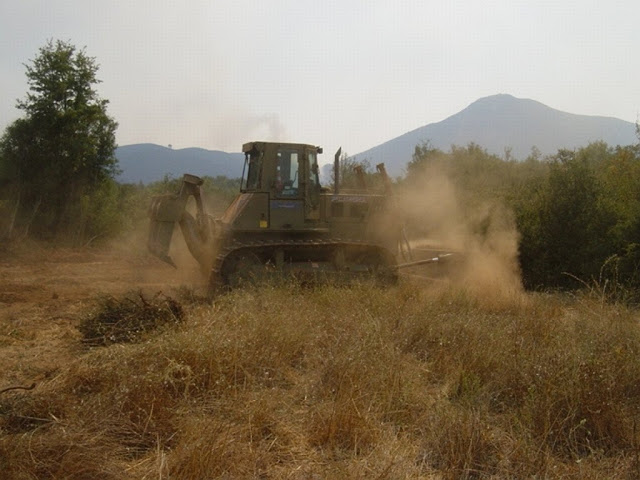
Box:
1;1;638;160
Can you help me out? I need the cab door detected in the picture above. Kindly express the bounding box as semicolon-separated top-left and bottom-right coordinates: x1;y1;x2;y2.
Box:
270;147;305;229
304;149;321;221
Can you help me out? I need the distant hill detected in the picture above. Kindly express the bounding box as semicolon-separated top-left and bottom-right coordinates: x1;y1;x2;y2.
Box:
352;94;637;177
115;144;244;184
116;95;638;183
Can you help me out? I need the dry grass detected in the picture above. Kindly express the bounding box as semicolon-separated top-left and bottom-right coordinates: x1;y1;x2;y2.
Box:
2;280;640;478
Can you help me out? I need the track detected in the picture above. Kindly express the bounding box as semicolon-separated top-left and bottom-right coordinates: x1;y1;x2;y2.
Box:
209;238;398;289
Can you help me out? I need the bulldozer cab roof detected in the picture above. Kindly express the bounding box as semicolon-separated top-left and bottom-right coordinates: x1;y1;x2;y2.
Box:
242;141;323;154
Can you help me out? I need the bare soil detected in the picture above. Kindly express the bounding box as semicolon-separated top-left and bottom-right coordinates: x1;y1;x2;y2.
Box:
0;247;197;393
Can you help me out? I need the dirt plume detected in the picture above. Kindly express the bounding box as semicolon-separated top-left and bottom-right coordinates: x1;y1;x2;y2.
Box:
107;219;207;291
398;164;523;303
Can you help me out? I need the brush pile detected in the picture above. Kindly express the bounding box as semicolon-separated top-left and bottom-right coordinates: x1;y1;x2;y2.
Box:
79;292;184;346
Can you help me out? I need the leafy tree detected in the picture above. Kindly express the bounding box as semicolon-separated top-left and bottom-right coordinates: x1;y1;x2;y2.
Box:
406;140;444;173
516;148;618;288
401;138;640;294
0;39;118;241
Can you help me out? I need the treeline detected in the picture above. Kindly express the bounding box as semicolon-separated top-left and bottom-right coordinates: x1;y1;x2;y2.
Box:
404;139;640;294
4;133;640;295
0;173;239;245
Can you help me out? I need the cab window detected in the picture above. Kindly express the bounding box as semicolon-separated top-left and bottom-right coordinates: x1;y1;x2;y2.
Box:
276;149;299;196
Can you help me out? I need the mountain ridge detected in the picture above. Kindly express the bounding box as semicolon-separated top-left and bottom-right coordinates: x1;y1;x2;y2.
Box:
116;94;638;183
352;94;637;176
115;143;244;184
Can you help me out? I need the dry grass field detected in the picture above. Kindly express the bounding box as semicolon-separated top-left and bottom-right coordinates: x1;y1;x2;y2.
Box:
2;242;640;479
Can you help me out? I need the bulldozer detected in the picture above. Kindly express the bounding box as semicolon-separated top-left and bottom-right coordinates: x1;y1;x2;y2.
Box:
148;141;452;292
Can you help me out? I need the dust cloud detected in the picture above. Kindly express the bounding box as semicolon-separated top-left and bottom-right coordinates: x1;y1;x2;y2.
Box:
117;162;523;302
107;219;206;292
395;164;523;303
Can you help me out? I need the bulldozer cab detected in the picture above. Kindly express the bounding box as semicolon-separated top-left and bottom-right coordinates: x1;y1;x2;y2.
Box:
241;142;322;223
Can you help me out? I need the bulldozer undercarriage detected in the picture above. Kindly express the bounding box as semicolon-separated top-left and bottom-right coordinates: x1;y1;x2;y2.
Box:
211;240;398;290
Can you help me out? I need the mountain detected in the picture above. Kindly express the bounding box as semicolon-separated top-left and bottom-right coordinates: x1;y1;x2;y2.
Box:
115;144;244;184
352;94;637;177
116;95;638;183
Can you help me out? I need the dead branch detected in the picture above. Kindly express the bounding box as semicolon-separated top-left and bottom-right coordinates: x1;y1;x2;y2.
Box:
0;383;36;396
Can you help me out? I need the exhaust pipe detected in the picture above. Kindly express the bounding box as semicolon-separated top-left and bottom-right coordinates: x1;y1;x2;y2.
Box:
334;147;342;194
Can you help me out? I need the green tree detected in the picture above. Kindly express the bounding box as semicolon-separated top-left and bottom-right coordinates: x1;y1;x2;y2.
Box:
517;148;616;288
406;140;444;173
0;39;118;241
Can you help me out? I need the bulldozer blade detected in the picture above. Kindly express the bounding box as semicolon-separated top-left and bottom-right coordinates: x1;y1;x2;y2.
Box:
393;253;454;270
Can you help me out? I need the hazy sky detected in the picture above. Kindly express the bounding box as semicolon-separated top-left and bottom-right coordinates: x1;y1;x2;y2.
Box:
1;1;638;160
